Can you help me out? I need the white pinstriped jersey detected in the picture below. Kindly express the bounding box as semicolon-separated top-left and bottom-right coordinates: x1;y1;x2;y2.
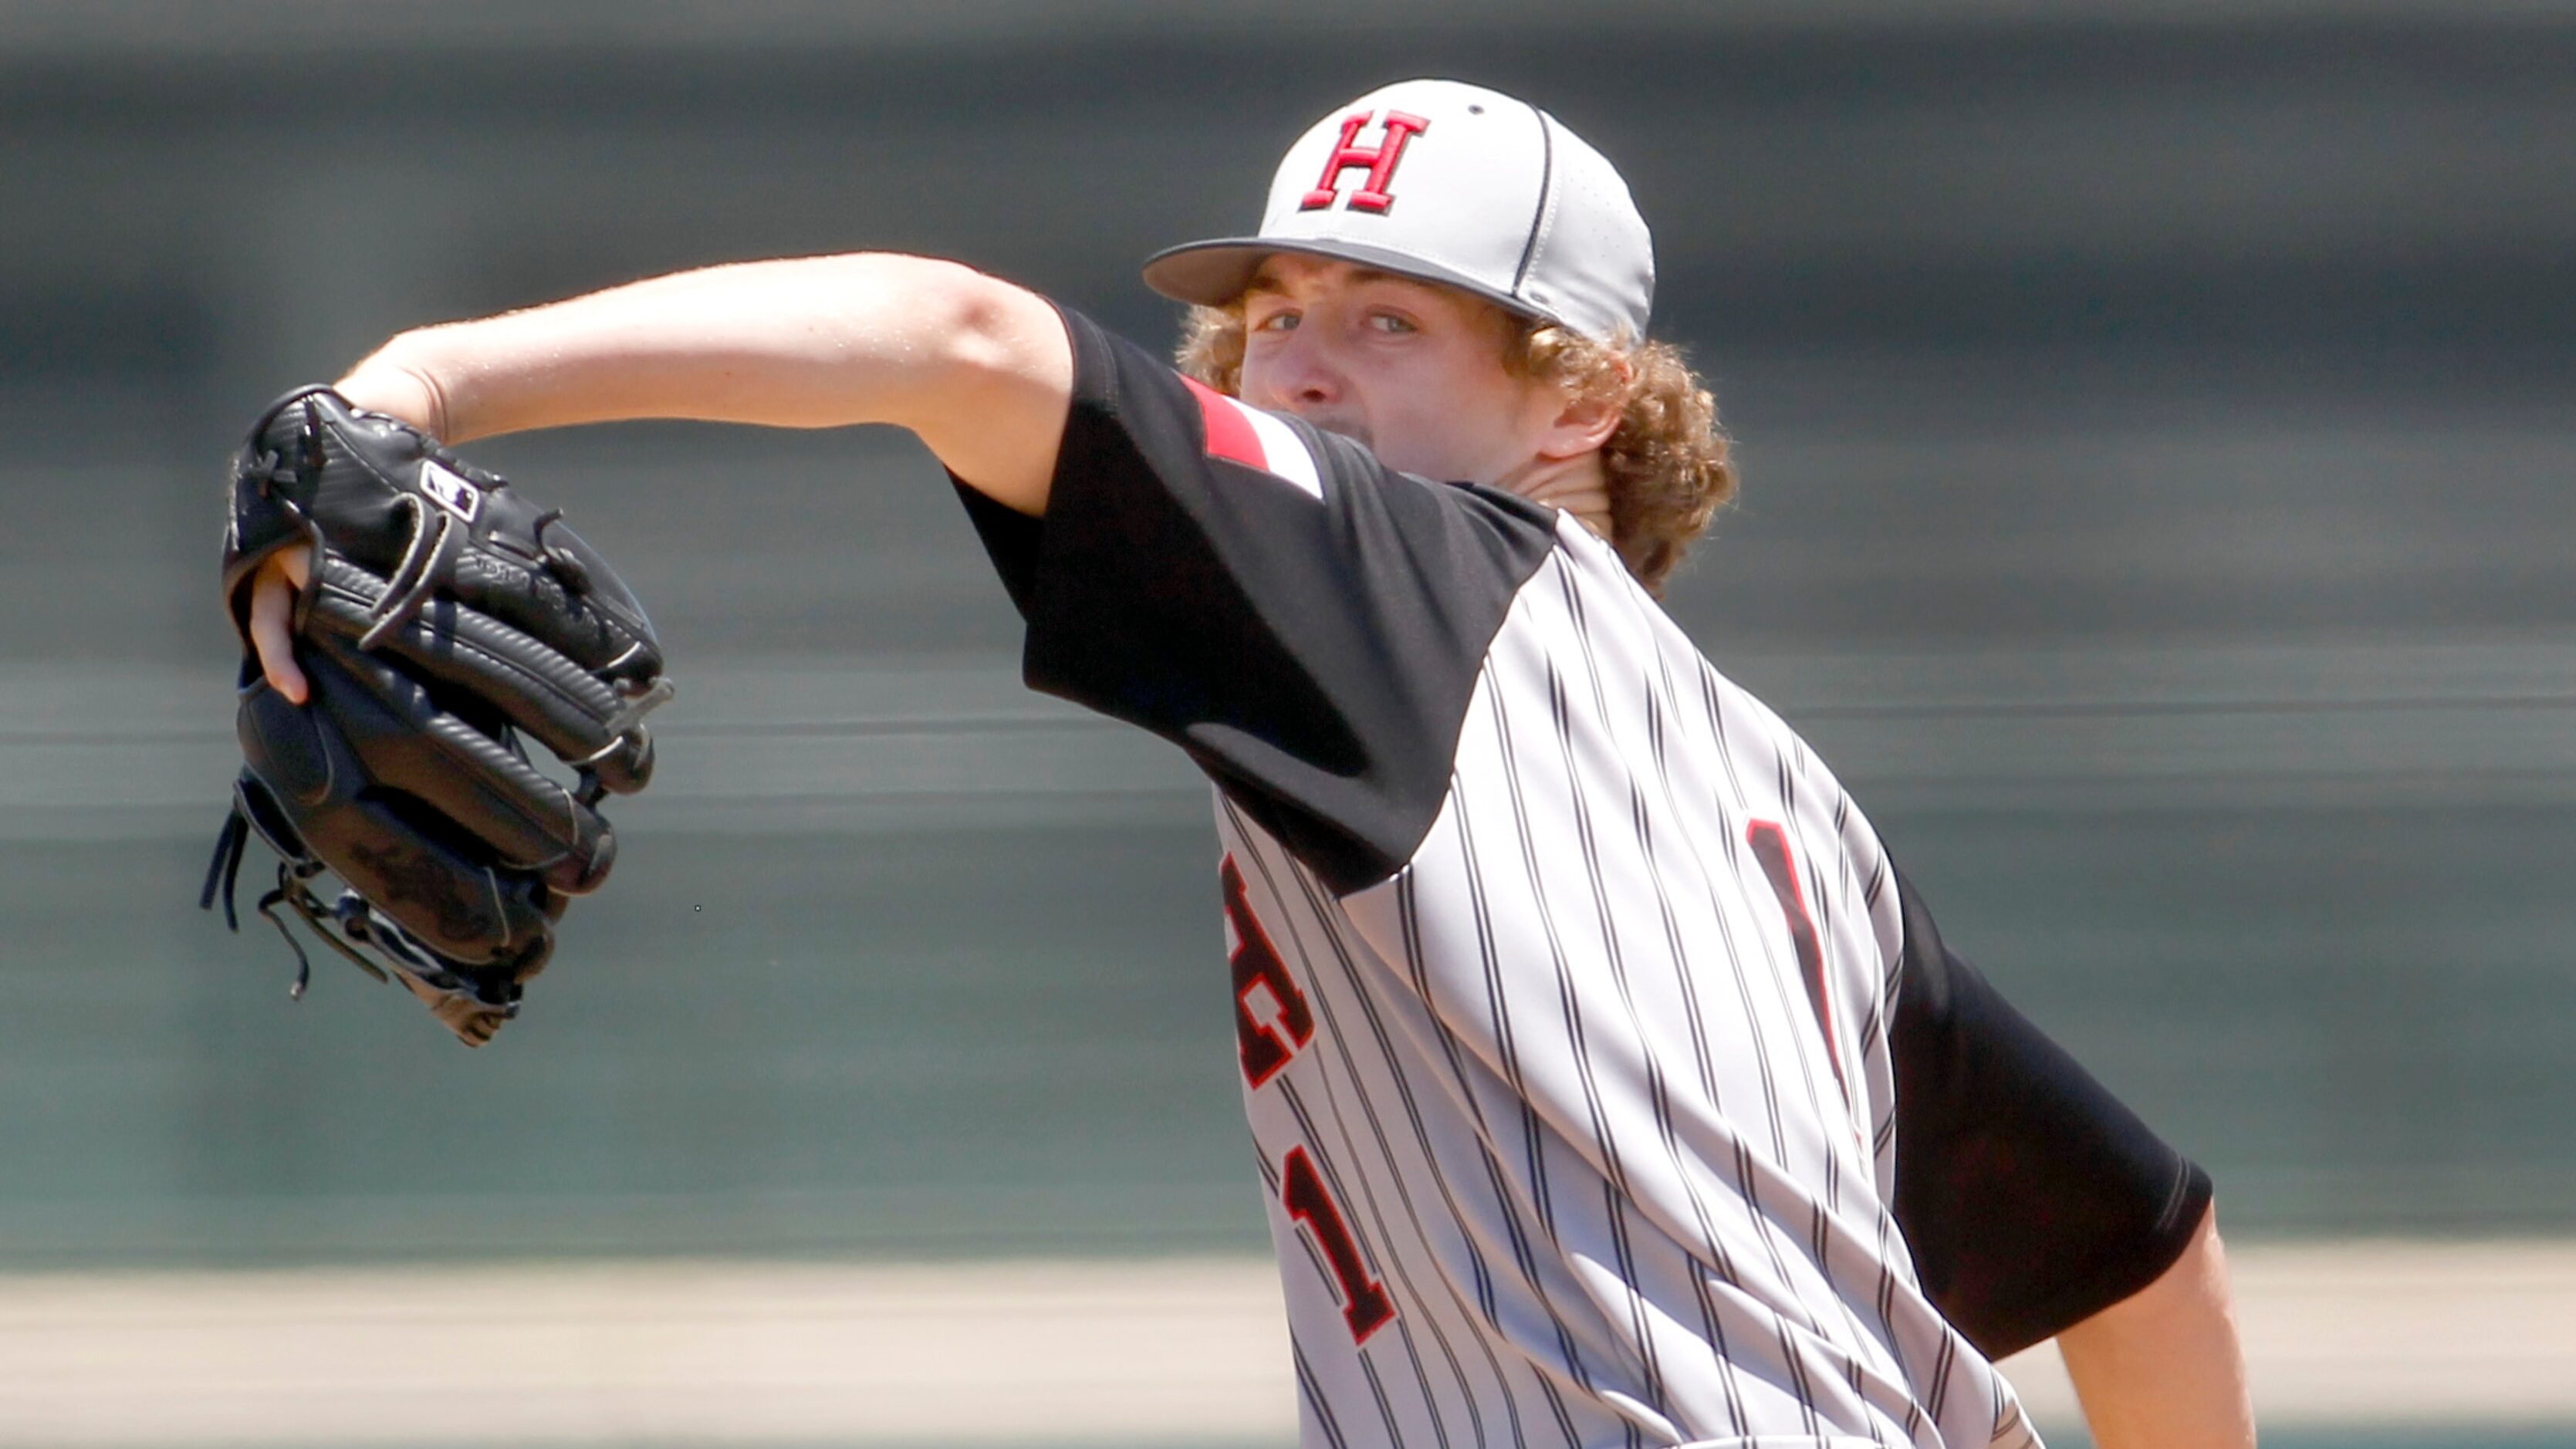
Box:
1217;516;2033;1449
958;306;2209;1448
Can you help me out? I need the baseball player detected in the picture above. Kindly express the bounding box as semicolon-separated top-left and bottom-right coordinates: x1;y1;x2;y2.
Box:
242;79;2253;1447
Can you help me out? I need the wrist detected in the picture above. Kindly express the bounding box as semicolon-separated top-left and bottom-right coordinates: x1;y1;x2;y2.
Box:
334;334;453;440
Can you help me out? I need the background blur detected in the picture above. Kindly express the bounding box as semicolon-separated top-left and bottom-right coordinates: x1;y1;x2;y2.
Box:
2;0;2571;1442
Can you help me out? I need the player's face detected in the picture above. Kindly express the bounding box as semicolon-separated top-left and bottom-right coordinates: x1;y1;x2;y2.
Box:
1237;255;1564;485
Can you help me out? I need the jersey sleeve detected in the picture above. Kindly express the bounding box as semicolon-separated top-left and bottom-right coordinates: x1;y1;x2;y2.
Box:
1886;867;2216;1359
952;304;1559;895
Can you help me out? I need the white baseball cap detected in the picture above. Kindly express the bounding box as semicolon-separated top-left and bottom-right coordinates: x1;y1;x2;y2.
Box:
1143;78;1655;345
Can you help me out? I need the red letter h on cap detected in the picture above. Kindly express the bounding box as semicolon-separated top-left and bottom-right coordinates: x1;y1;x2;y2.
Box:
1300;110;1432;214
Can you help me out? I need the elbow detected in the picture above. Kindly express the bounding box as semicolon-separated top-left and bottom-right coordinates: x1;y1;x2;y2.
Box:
830;255;1066;509
806;253;1053;414
920;258;1048;383
870;257;1068;439
808;254;1018;361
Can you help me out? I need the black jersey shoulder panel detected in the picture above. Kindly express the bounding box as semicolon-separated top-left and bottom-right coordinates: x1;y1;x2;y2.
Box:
955;304;1560;894
1887;866;2216;1359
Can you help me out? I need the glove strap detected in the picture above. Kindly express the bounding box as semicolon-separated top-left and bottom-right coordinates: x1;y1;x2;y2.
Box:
256;863;393;1001
198;808;252;931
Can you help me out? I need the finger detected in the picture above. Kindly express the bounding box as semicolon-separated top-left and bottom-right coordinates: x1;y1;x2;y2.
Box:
249;551;310;704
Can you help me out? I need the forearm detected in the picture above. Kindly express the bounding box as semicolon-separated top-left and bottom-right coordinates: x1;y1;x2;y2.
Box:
335;253;1070;509
2053;1202;2257;1449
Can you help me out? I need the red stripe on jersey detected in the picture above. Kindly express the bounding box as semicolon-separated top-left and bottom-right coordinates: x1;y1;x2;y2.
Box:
1183;376;1268;471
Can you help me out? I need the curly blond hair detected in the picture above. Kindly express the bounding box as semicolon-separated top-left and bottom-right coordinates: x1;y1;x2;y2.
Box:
1176;301;1735;595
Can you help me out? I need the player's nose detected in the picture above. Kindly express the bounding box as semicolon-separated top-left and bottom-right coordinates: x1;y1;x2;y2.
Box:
1258;324;1347;414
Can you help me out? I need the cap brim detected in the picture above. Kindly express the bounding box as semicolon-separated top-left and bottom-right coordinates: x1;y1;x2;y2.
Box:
1142;237;1555;328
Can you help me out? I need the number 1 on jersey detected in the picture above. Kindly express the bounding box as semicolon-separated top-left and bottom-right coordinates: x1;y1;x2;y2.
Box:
1282;1147;1395;1344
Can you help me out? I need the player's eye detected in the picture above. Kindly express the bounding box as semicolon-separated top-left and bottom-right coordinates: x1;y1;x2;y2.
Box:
1252;309;1301;334
1366;311;1418;336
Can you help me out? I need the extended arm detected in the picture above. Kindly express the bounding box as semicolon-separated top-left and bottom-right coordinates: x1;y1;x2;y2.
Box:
337;253;1071;506
250;252;1073;701
2054;1201;2257;1449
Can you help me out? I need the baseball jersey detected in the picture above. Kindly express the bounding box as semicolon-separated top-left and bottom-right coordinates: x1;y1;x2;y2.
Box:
958;307;2213;1448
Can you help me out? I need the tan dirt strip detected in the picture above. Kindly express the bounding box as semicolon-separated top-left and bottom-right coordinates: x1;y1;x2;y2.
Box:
0;1242;2569;1443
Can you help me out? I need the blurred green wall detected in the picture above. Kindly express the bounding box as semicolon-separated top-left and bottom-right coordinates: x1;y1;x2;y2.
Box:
4;4;2572;1265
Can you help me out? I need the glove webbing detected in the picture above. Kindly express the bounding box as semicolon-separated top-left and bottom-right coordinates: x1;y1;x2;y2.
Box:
201;806;389;999
202;802;522;1047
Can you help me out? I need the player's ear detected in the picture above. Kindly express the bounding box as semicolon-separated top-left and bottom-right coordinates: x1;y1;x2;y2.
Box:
1530;357;1628;461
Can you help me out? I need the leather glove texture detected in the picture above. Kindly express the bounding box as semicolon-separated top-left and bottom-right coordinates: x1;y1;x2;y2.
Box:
201;386;672;1045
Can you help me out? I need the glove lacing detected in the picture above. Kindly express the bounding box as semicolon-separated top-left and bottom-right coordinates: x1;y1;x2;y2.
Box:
200;803;502;1020
201;807;390;999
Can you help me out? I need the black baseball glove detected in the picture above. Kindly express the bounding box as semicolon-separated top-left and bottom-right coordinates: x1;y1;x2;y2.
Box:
200;386;672;1045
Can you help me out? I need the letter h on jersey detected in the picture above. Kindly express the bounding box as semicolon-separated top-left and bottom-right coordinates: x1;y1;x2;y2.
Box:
1223;856;1316;1086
